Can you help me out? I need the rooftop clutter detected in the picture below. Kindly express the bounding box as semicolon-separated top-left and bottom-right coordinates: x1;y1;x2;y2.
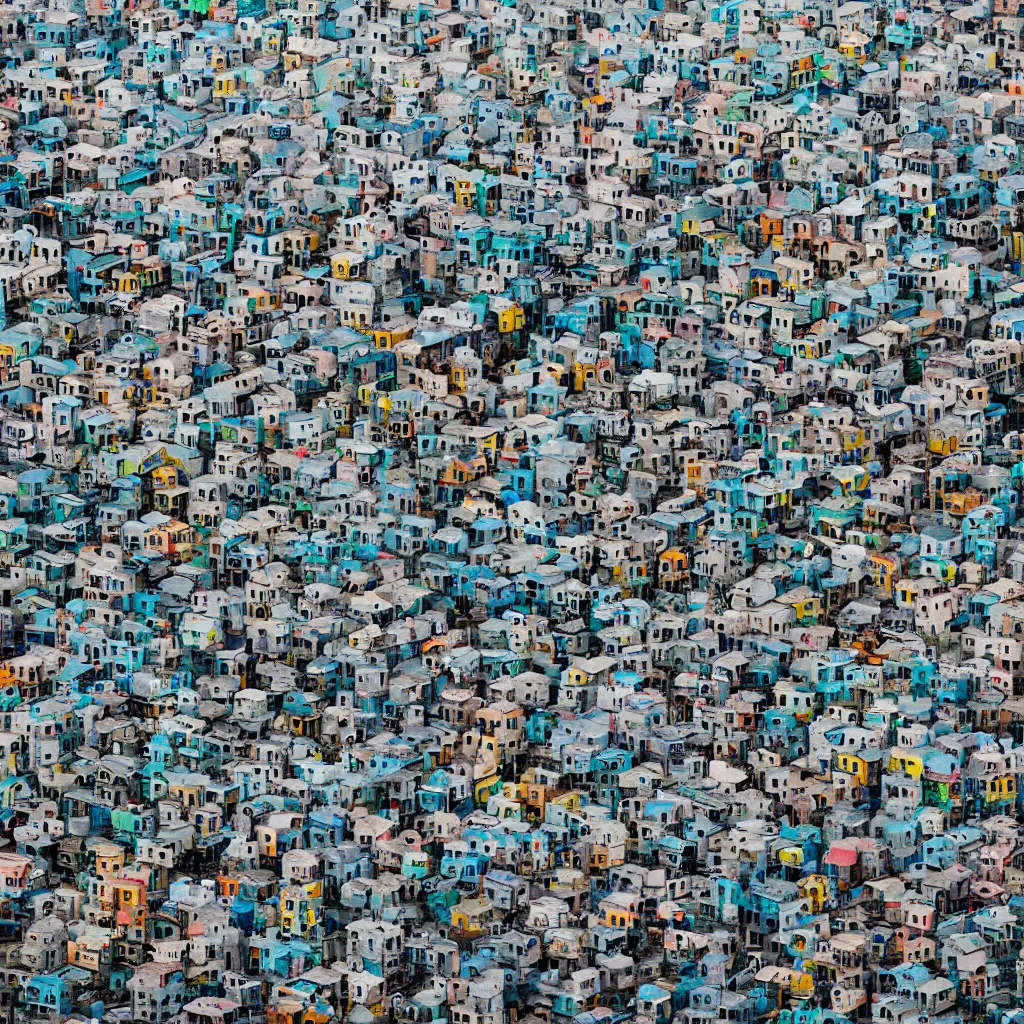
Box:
8;0;1024;1020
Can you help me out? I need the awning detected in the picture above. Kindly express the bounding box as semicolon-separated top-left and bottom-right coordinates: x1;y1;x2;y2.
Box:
825;846;859;866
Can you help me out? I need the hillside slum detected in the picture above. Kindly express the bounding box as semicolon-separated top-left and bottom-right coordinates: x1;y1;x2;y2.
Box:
4;0;1024;1023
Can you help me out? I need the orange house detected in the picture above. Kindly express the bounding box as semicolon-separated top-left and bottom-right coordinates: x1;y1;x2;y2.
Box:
760;210;784;241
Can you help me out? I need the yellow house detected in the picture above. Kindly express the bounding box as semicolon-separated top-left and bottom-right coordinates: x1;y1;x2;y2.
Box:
566;658;614;689
365;320;415;349
838;30;870;63
984;775;1016;803
927;559;957;583
365;328;392;348
790;594;820;623
658;548;689;589
599;892;640;929
168;772;206;808
887;749;924;778
303;1006;333;1024
895;579;918;608
454;176;474;208
943;490;982;517
113;269;141;293
450;896;495;938
113;877;145;911
755;967;814;1000
237;284;278;312
778;845;804;869
474;774;501;805
498;304;524;333
839;429;866;457
503;778;550;819
357;382;378;409
551;790;582;811
791;971;815;999
589;840;625;870
928;426;958;456
793;337;824;359
573;358;597;391
0;338;18;380
869;553;898;594
280;885;318;938
151;464;180;489
480;429;499;455
686;461;709;495
1010;231;1024;266
94;841;127;878
137;383;163;406
798;875;829;913
331;251;365;279
681;211;712;238
835;751;869;786
213;70;241;97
